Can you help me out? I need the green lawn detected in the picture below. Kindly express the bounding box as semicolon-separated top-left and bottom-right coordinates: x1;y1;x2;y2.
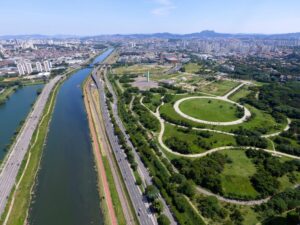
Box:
179;98;241;122
113;64;171;76
184;63;202;73
220;149;259;199
163;123;236;154
199;80;240;96
229;86;252;102
151;73;181;82
160;98;285;136
278;172;300;192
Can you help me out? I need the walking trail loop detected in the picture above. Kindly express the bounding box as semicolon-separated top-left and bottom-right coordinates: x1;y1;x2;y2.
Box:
138;80;299;206
173;82;252;126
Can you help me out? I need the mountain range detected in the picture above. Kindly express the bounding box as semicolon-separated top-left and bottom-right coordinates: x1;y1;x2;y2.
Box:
1;30;300;40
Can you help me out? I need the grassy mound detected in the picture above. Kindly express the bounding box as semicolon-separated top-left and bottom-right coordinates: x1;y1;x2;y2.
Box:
179;98;242;122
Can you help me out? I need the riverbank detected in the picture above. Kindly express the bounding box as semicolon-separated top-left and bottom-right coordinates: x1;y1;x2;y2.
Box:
0;76;63;225
83;77;118;225
0;86;17;105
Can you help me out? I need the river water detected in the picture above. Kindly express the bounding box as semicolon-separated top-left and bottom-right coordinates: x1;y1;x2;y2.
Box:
28;49;113;225
0;84;44;161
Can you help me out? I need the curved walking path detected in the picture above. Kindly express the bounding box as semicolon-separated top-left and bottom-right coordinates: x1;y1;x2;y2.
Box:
262;118;291;138
138;83;299;206
174;96;251;126
173;81;253;126
155;103;299;160
196;186;270;206
140;97;295;159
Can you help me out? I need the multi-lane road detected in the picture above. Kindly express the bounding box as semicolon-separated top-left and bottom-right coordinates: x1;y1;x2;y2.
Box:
92;66;176;225
102;67;176;224
0;75;62;216
92;68;157;225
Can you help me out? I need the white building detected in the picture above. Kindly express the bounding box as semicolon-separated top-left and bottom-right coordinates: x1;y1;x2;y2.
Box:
36;62;43;72
17;63;25;76
25;62;33;74
43;60;51;72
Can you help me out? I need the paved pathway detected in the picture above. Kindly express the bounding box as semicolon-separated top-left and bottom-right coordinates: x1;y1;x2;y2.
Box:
196;186;270;206
139;81;300;206
174;96;251;126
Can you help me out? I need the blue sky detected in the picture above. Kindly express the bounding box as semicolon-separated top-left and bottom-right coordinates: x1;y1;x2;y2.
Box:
0;0;299;35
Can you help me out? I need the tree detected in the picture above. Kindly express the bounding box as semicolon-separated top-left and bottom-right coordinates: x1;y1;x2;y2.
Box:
173;196;186;212
230;209;244;225
152;199;164;214
170;173;186;184
145;185;159;202
178;180;195;197
157;214;170;225
251;170;279;196
197;196;224;219
287;210;300;224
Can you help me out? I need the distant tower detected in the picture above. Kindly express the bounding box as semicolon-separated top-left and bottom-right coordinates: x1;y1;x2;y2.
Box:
146;71;150;82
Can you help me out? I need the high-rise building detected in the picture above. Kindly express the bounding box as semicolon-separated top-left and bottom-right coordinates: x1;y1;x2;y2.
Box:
36;62;43;72
25;62;33;74
43;60;51;72
17;63;25;76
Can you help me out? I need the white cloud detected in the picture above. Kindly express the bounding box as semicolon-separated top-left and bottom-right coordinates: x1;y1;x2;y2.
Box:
151;0;175;16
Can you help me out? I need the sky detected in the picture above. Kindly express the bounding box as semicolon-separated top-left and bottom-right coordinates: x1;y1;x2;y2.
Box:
0;0;299;35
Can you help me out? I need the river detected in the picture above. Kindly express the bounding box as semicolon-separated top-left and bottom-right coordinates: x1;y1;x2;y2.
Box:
28;49;113;225
0;84;44;162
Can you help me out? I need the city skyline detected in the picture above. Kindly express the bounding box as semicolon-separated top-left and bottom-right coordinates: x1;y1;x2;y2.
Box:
1;0;300;35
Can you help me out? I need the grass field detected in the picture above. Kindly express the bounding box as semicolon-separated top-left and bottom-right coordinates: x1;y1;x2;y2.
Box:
179;98;241;122
160;97;286;135
113;64;171;76
277;172;300;192
229;86;252;102
163;123;236;154
184;63;202;73
220;150;259;199
199;80;239;96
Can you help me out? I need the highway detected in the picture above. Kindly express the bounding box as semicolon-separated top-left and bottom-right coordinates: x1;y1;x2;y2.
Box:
0;75;62;217
102;67;176;224
92;68;156;225
86;79;135;225
92;66;176;225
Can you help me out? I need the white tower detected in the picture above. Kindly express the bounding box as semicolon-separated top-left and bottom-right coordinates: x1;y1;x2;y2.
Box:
43;60;51;72
17;63;25;76
25;62;33;74
36;62;43;72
